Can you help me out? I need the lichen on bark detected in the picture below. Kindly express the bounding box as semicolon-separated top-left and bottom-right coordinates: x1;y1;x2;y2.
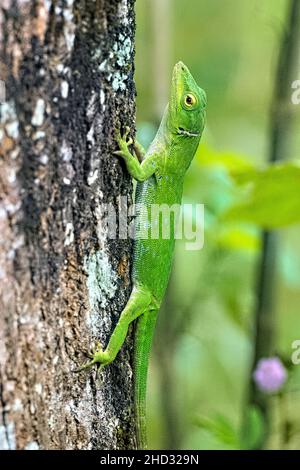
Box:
0;0;136;450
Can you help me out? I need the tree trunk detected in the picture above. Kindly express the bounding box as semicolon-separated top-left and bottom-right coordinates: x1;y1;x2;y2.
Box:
0;0;136;450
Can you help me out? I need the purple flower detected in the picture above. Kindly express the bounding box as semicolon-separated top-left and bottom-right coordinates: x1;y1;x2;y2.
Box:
253;357;287;393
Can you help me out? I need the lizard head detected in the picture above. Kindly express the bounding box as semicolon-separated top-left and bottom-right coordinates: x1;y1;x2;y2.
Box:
169;61;206;142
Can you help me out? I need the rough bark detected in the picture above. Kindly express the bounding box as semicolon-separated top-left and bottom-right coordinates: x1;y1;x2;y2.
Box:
0;0;136;450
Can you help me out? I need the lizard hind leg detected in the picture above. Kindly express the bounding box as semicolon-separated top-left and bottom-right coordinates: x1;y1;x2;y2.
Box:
75;284;154;373
74;341;110;373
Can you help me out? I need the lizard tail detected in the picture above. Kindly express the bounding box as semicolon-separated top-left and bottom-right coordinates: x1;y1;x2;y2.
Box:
134;309;158;449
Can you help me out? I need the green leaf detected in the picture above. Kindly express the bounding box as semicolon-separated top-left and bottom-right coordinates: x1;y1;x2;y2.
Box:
223;162;300;228
240;405;265;450
195;414;240;448
216;224;260;251
196;143;255;175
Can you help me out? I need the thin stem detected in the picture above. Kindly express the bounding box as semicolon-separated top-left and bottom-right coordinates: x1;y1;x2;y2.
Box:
247;0;300;449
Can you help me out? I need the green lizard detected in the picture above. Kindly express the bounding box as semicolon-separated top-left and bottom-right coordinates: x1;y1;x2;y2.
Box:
79;62;206;449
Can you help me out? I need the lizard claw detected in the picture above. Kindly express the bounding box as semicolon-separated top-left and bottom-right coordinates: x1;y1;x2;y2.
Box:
115;126;133;150
73;358;97;373
74;341;111;373
90;341;102;356
124;126;133;146
124;126;131;140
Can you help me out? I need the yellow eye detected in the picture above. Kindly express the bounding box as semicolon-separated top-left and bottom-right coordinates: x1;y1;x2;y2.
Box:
183;93;197;109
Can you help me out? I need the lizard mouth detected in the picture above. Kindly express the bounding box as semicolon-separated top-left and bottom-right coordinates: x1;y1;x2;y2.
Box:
177;127;200;137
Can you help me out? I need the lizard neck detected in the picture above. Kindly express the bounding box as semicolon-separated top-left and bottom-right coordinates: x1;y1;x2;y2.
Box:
148;107;201;178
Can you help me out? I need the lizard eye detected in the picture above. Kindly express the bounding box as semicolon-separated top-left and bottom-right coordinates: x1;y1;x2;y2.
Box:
182;93;197;110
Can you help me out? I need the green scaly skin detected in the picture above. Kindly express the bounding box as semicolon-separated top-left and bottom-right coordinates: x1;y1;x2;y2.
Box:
78;62;206;449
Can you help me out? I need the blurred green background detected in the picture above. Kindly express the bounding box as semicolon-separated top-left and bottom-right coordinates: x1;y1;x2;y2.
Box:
134;0;300;449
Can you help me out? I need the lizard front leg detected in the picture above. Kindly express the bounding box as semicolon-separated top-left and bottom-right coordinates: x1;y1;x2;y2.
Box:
133;140;146;162
114;127;159;182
